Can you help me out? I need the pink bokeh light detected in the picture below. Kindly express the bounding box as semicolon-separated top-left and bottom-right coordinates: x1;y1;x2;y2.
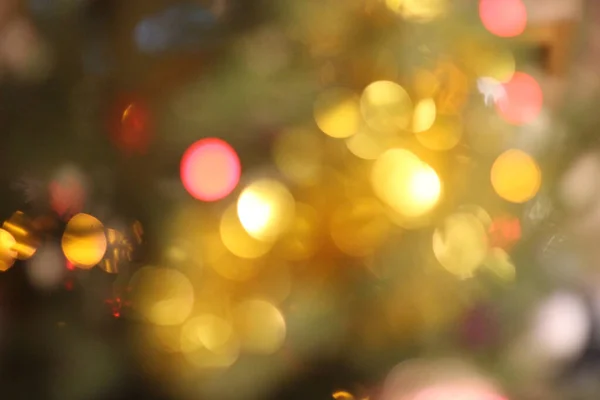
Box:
495;72;543;125
180;138;241;202
479;0;527;38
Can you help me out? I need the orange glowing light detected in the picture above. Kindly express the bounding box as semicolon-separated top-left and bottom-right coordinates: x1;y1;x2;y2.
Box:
495;72;542;125
479;0;527;38
180;138;241;202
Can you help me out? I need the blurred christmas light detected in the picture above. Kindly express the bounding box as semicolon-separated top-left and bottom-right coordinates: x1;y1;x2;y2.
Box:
61;213;107;269
275;203;321;261
385;0;447;22
237;179;295;242
433;212;488;279
2;211;39;260
220;204;272;259
371;149;441;219
49;165;87;219
180;138;241;202
479;0;527;38
473;47;516;83
483;247;516;282
488;215;521;249
332;391;355;400
491;149;541;203
181;315;240;369
495;72;543;125
361;81;412;133
314;88;361;138
234;299;286;354
115;102;152;154
345;127;392;160
273;128;324;186
412;98;436;133
0;229;17;271
129;266;194;326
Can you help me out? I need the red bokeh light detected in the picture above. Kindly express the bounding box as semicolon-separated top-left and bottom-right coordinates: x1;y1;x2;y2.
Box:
489;216;521;249
479;0;527;38
495;72;543;125
109;95;153;155
180;138;241;202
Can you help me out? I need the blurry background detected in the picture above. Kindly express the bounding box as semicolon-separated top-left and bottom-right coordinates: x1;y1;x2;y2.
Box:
0;1;598;400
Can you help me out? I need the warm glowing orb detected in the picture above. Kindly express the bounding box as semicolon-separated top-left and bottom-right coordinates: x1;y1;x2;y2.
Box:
491;149;541;203
61;213;107;269
479;0;527;38
180;138;241;202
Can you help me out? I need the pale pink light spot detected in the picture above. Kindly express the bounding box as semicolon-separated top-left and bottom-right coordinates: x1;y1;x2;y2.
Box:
479;0;527;38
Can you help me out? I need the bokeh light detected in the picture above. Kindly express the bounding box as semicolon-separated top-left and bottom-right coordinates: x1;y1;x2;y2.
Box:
181;314;240;369
129;266;194;326
276;203;321;261
180;138;241;202
314;88;361;138
479;0;527;38
361;81;413;133
273;128;324;185
412;98;436;133
483;247;516;282
49;165;87;219
345;127;392;160
385;0;447;22
61;213;107;269
371;149;441;219
491;149;541;203
433;212;488;278
473;47;515;83
27;244;65;290
3;211;38;260
237;179;295;242
234;299;286;354
220;204;272;259
0;229;17;272
495;72;543;125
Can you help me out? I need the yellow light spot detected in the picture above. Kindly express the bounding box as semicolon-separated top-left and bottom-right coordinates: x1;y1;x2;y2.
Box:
458;204;493;229
314;88;361;138
0;229;17;271
180;315;240;369
386;0;447;21
237;179;295;242
220;204;272;259
484;247;516;282
330;198;391;257
433;213;488;278
416;115;462;151
2;211;38;260
371;149;441;218
333;391;355;400
345;127;391;160
121;104;134;122
361;81;412;133
491;149;541;203
61;213;107;269
129;266;194;326
412;98;436;133
273;128;324;185
234;299;286;354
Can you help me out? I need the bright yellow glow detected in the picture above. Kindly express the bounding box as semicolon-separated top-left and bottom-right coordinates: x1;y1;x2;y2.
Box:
274;128;324;185
416;115;462;151
385;0;446;21
314;88;361;138
412;98;436;133
234;299;286;354
3;211;38;260
345;127;391;160
491;149;541;203
371;149;441;218
180;315;240;369
129;266;194;326
361;81;412;133
332;391;355;400
433;213;488;278
0;229;17;271
61;213;107;269
237;179;295;242
220;204;272;259
330;198;390;257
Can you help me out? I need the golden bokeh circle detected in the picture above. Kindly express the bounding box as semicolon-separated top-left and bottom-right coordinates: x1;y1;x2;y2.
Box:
220;204;272;259
61;213;107;269
412;98;437;133
314;88;361;138
361;81;412;133
0;229;17;272
491;149;541;203
276;203;320;261
433;213;488;279
129;266;194;326
234;299;286;355
237;179;295;242
371;149;441;218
